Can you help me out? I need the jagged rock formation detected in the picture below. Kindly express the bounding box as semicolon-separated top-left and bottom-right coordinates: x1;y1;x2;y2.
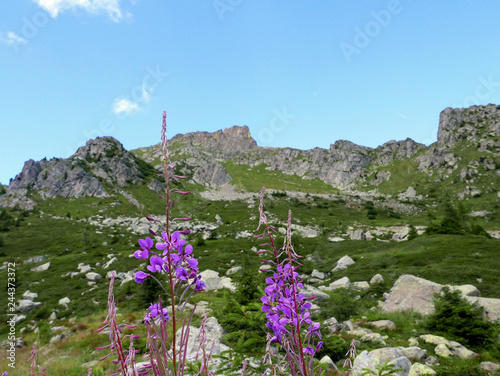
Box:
0;137;157;208
416;104;500;176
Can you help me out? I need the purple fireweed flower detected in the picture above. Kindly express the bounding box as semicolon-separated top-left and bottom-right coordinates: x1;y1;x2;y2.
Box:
144;303;170;323
156;230;186;256
187;257;198;271
135;271;151;284
133;237;154;259
147;256;168;273
192;276;206;292
175;266;188;281
303;346;314;356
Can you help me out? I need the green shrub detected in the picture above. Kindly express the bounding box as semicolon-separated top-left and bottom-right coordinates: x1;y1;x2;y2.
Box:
315;334;348;361
425;287;498;350
407;225;418;241
318;288;368;322
434;363;491;376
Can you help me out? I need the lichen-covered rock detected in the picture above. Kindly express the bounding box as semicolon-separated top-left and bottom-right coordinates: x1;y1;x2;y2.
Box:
409;362;436;375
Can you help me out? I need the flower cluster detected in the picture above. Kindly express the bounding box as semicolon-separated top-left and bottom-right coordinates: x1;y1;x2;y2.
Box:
133;230;205;292
144;303;170;324
257;188;323;376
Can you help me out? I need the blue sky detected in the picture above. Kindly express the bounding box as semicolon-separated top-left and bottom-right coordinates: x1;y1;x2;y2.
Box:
1;1;500;184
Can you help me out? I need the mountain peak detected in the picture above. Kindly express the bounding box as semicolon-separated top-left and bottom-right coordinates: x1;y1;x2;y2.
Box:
171;125;257;151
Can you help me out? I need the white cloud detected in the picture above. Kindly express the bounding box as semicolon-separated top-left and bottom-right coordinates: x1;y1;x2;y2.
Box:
113;98;139;116
33;0;124;22
112;83;151;116
0;32;28;46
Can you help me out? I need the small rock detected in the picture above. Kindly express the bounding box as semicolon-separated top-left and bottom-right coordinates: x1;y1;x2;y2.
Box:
85;272;102;281
328;236;345;242
424;356;439;365
103;257;117;269
326;276;351;291
16;300;41;314
225;266;242;276
409;362;436;375
352;281;370;291
23;256;47;265
79;265;92;273
319;355;337;369
368;320;396;331
59;297;71;307
30;262;50;272
23;290;38;301
50;326;67;333
332;255;355;272
49;332;74;344
370;273;384;284
360;332;386;345
311;269;325;280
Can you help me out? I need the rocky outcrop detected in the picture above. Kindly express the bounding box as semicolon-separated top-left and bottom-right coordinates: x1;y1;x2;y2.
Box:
0;137;164;207
437;104;500;146
171;125;257;152
374;139;426;167
71;137;144;187
5;158;108;200
381;274;500;322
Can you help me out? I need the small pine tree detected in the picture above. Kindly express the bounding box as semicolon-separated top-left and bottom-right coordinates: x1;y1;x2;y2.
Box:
426;287;498;350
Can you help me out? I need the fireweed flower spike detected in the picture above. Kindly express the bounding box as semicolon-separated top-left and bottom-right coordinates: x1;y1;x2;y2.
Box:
258;187;323;376
28;344;46;376
127;112;207;376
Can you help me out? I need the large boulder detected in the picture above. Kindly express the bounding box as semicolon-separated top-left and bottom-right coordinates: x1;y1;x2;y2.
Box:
380;275;441;315
380;275;500;322
300;285;330;302
199;270;236;292
174;316;228;367
351;347;411;376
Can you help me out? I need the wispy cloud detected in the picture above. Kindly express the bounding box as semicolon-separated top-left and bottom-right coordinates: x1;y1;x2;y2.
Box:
112;83;151;116
0;31;28;46
113;98;139;116
32;0;125;22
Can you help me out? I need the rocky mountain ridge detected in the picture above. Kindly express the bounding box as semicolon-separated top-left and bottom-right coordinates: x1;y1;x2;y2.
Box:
136;104;499;191
1;104;499;209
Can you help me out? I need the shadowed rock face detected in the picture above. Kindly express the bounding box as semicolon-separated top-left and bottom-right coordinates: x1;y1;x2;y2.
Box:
6;158;108;200
3;137;147;203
